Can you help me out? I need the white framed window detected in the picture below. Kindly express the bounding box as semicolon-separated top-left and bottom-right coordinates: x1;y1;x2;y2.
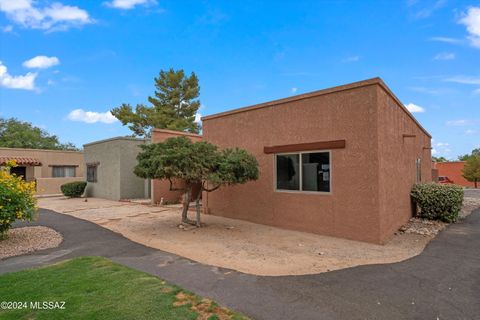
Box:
52;166;76;178
275;150;331;193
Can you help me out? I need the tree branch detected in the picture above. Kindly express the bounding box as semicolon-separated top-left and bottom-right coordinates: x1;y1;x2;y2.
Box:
201;181;221;192
169;177;186;192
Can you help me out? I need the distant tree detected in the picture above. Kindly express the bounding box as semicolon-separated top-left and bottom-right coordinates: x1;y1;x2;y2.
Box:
134;137;259;226
0;118;78;151
458;148;480;161
462;155;480;188
432;156;448;162
111;69;201;137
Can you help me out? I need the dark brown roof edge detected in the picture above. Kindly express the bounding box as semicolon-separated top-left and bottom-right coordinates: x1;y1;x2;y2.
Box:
201;77;431;139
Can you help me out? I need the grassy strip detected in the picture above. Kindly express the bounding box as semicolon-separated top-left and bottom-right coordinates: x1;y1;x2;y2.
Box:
0;256;248;320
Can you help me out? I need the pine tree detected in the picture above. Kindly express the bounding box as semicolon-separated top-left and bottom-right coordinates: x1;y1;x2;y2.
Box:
111;69;201;137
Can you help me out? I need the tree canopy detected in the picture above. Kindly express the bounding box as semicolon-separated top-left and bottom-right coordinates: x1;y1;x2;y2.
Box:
111;69;201;137
432;156;448;162
134;137;259;226
0;118;78;151
458;148;480;161
462;155;480;188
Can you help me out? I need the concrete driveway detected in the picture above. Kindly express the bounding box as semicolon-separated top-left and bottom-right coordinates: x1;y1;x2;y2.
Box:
1;205;480;320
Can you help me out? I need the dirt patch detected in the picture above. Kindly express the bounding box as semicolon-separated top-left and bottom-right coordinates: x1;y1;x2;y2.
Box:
174;292;237;320
39;197;441;276
0;226;62;260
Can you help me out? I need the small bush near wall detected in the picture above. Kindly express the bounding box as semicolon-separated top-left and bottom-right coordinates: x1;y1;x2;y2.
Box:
0;160;37;239
411;183;464;223
61;181;87;198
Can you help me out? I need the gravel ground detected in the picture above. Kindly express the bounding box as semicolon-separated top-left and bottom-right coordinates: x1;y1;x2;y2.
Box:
0;226;63;260
400;194;480;236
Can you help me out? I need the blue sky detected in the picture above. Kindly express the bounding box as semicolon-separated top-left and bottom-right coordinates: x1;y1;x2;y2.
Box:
0;0;478;159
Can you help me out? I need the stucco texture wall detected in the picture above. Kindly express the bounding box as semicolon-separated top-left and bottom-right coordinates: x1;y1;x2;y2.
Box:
435;161;475;187
151;129;202;204
84;138;147;201
0;147;84;195
203;79;432;244
203;83;382;243
376;86;432;243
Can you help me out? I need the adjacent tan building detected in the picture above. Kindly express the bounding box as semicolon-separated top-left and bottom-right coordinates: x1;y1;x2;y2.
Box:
202;78;432;244
83;137;149;201
0;147;84;195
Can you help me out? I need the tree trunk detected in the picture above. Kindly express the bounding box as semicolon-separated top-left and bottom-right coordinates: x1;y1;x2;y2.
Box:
475;180;478;188
181;186;195;225
195;191;202;227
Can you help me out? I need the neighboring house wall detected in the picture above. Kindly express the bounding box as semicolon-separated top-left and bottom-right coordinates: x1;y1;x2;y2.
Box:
151;129;203;204
83;137;147;201
0;147;84;195
202;78;432;244
434;161;475;187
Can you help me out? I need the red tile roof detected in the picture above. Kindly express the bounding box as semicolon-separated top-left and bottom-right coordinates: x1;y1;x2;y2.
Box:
0;157;42;166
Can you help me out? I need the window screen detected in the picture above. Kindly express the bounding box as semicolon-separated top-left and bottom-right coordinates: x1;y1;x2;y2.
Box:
52;166;76;178
87;165;97;183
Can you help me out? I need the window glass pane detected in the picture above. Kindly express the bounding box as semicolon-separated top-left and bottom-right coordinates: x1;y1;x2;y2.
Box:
87;166;97;182
65;167;75;177
276;154;300;190
301;152;330;192
52;167;64;177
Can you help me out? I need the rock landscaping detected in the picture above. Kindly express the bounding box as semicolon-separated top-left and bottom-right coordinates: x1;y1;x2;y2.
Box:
0;226;63;260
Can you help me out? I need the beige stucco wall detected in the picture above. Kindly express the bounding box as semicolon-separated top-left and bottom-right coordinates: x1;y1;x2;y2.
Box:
203;81;382;243
37;177;85;195
202;78;431;244
0;147;84;195
0;147;84;178
83;137;147;201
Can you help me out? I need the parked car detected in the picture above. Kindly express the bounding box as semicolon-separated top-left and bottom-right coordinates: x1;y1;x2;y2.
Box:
438;176;454;184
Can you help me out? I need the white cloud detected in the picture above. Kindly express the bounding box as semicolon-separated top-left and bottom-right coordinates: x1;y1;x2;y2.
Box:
291;87;298;94
466;129;477;135
2;25;12;32
446;119;468;126
432;141;451;156
341;56;360;63
105;0;157;10
23;55;59;69
429;36;462;44
0;61;36;90
67;109;117;124
0;0;92;31
433;52;455;60
405;103;425;113
473;88;480;95
444;75;480;85
459;6;480;48
194;112;202;123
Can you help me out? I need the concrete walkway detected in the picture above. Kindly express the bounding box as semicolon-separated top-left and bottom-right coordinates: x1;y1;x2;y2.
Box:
1;208;480;320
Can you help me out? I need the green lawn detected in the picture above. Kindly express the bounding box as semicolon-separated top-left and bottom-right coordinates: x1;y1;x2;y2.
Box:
0;257;248;320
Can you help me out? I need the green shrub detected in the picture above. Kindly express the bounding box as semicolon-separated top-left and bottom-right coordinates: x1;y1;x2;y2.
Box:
60;181;87;198
0;160;37;239
411;183;464;223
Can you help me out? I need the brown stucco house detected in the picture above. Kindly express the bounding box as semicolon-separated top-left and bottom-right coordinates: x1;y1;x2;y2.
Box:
201;78;432;244
0;147;84;195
